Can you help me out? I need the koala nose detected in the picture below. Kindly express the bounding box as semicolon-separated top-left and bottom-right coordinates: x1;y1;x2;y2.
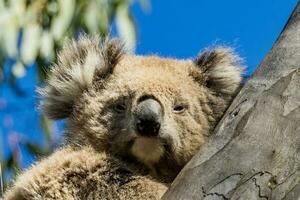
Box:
135;98;162;137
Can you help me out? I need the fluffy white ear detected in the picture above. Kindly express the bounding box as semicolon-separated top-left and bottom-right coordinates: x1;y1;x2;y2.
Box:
39;35;124;119
193;47;243;96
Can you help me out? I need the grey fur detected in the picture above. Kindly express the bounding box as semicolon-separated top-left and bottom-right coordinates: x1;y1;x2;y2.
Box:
4;36;243;200
38;35;124;119
194;47;243;96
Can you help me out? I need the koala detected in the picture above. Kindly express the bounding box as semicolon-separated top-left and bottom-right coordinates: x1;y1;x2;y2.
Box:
4;35;242;200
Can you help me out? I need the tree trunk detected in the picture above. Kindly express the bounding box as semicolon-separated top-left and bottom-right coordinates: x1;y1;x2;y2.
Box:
162;2;300;200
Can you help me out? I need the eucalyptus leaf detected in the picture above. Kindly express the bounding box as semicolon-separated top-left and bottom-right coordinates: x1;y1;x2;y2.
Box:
51;0;75;41
0;0;4;10
40;115;53;145
20;23;41;65
11;61;26;78
3;22;19;58
115;3;136;53
40;31;55;60
25;142;48;157
84;1;100;33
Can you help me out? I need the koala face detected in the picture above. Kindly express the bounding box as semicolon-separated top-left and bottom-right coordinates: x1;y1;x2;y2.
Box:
75;57;210;167
40;36;242;181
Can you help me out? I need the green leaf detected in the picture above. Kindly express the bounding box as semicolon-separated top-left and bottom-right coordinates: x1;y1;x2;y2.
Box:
11;61;26;78
3;22;19;58
40;31;55;60
40;115;53;145
20;23;41;65
51;0;75;41
25;142;48;157
115;2;136;53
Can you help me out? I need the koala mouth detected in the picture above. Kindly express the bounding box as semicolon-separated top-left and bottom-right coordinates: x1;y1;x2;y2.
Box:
130;97;166;166
130;137;164;166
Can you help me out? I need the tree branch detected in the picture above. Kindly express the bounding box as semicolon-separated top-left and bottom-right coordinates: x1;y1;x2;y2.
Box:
163;1;300;199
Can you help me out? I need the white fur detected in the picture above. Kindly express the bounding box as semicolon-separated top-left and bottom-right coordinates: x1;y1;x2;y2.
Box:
131;137;164;166
39;35;124;119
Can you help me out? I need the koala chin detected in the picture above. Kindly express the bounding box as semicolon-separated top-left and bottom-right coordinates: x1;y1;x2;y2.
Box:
131;137;164;166
4;35;243;200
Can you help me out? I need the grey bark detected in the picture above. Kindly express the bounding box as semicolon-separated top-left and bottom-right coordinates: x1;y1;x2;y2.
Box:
162;2;300;200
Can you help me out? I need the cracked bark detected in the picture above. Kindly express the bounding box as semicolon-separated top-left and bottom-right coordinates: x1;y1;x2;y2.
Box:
162;1;300;200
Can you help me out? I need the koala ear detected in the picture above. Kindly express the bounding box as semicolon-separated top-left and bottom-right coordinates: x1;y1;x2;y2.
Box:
38;35;124;119
192;47;243;96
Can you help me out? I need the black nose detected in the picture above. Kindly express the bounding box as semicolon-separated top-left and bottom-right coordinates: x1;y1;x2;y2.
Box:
137;118;160;136
135;98;162;137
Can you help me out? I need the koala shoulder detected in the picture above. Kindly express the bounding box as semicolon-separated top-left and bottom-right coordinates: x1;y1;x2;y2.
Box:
4;147;167;200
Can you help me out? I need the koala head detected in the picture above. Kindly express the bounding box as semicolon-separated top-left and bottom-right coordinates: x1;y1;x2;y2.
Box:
40;35;242;182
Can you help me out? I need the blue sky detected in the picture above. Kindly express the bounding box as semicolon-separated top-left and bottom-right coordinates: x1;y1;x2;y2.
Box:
1;0;298;176
132;0;298;75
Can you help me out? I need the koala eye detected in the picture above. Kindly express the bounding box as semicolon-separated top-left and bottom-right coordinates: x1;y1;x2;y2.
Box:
173;105;186;114
114;103;127;113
